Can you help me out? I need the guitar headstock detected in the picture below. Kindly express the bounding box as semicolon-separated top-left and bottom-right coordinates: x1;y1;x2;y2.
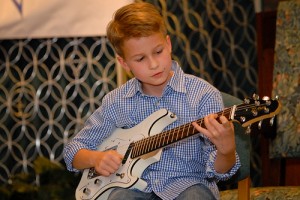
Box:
233;94;282;133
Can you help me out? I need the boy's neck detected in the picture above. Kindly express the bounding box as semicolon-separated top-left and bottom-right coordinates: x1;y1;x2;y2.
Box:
142;85;164;97
141;71;174;97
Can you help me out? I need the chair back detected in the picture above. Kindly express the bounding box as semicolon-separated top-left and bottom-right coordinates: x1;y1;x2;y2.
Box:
221;92;251;183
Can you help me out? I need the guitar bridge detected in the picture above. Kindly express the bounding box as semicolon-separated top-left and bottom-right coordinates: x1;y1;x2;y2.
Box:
87;168;98;179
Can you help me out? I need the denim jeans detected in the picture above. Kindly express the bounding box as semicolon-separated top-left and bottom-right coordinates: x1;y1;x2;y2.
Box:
108;184;216;200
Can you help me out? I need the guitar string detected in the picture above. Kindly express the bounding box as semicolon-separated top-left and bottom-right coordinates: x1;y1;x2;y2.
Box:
112;102;274;158
130;102;274;157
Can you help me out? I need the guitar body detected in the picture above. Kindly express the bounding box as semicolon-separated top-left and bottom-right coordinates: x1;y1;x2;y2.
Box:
76;109;177;200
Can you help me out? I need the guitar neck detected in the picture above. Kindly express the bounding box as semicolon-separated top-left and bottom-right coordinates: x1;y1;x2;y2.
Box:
130;107;233;159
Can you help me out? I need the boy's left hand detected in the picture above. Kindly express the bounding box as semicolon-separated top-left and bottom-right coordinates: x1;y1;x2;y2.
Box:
192;114;236;156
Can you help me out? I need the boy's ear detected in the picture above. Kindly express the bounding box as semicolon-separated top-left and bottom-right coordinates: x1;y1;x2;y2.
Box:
117;55;130;72
166;35;172;52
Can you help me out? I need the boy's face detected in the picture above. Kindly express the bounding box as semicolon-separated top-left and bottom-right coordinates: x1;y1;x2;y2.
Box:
117;33;173;95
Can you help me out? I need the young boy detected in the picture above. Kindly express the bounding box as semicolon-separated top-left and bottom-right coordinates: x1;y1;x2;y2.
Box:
64;2;240;200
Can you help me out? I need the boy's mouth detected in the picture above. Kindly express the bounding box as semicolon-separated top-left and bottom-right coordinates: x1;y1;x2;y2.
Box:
152;72;163;78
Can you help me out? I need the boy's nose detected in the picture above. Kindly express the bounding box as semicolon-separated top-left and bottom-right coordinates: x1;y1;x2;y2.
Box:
149;57;159;69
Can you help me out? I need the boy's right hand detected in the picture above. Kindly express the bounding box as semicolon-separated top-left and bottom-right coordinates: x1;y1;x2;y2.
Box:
94;150;123;176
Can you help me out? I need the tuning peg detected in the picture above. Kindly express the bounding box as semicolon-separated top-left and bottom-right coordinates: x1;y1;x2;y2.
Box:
240;116;246;123
275;95;280;100
252;109;258;116
262;96;271;105
246;125;251;134
262;96;270;101
270;116;275;126
264;107;270;113
244;98;250;104
258;120;262;129
255;100;260;106
252;93;259;100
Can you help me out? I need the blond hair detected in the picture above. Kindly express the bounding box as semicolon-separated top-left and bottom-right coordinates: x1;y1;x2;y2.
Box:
106;2;167;57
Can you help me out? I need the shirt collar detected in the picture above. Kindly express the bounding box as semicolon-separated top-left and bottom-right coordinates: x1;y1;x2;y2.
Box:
167;61;186;94
124;61;186;98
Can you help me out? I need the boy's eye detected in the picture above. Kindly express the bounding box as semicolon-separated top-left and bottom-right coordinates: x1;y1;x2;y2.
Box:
136;57;144;62
156;49;163;54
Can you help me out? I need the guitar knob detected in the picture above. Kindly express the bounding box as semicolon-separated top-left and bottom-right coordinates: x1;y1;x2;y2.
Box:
83;188;91;196
94;179;102;186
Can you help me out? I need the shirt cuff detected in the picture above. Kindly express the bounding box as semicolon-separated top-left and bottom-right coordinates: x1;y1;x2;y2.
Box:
63;143;86;172
206;150;241;181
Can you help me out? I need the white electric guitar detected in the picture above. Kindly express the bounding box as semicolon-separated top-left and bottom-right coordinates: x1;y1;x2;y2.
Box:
76;96;281;200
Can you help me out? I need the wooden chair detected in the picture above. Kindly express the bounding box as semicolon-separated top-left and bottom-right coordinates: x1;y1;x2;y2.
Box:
220;92;251;200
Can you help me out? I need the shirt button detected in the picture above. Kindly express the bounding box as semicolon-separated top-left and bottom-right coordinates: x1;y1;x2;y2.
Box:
154;179;159;184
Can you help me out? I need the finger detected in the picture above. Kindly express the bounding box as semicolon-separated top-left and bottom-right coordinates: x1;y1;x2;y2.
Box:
192;121;209;135
100;169;111;176
100;153;121;171
95;162;111;176
219;116;229;124
100;160;119;175
219;116;233;129
107;150;123;163
192;121;213;140
110;153;123;164
204;115;220;135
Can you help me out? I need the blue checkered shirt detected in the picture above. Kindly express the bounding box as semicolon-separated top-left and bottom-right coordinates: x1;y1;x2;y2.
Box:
64;61;240;200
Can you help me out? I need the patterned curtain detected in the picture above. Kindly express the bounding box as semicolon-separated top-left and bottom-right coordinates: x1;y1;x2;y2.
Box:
0;38;117;183
270;0;300;158
139;0;258;98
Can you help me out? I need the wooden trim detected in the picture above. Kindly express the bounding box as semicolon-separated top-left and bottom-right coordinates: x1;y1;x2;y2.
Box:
238;176;251;200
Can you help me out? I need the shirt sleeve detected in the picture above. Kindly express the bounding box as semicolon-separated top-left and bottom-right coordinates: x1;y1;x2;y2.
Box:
206;149;241;181
63;95;117;172
198;89;241;181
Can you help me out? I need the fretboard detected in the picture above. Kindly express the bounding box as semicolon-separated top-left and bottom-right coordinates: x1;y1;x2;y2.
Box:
130;107;232;159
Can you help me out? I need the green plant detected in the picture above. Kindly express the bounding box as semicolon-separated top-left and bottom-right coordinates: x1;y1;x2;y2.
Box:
0;157;80;200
